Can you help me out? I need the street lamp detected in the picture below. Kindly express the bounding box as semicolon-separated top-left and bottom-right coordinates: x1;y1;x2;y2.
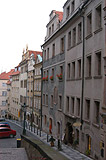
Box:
21;103;27;135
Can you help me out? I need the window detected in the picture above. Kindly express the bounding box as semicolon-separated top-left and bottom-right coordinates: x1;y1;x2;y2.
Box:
43;94;45;105
2;83;6;87
60;37;65;53
21;80;23;88
44;50;46;61
60;66;63;75
71;61;75;78
85;99;90;120
2;91;7;96
76;98;80;117
52;43;55;57
95;5;102;30
59;95;62;110
94;101;100;124
77;59;81;78
52;24;54;33
47;48;49;60
87;13;92;35
24;80;27;88
44;115;47;125
67;5;70;18
51;95;53;107
47;70;49;78
71;0;75;13
43;71;46;77
46;95;48;106
21;67;23;73
54;87;58;104
52;68;54;77
49;27;51;36
86;55;91;77
66;96;69;113
71;97;74;114
2;101;6;106
67;63;71;79
78;22;82;42
87;135;91;152
73;27;76;46
68;31;71;49
95;51;101;76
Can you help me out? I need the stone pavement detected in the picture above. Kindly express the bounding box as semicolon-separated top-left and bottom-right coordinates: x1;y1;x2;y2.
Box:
0;148;28;160
8;120;92;160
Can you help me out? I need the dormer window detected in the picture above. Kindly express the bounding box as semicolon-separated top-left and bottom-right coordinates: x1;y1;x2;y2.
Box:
52;24;54;33
49;27;51;36
71;0;75;13
67;5;70;18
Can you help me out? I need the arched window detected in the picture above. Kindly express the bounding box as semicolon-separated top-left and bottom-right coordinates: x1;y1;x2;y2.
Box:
54;87;58;104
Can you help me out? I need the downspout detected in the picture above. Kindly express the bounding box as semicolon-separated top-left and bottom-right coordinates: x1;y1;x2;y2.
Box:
80;15;85;130
40;46;44;131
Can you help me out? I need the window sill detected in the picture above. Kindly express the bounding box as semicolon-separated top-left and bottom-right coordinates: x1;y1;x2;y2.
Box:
58;109;62;112
76;77;82;80
94;75;102;79
70;44;77;49
85;76;92;80
94;27;102;34
84;119;90;124
58;79;63;82
77;40;82;45
92;123;100;129
86;33;93;40
70;78;76;81
60;51;64;54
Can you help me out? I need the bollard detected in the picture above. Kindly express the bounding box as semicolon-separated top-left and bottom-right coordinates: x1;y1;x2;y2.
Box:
17;139;21;148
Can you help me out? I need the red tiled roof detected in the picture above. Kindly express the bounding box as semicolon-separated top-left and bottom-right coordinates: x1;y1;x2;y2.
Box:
55;11;63;22
10;70;20;76
0;69;14;80
28;50;42;60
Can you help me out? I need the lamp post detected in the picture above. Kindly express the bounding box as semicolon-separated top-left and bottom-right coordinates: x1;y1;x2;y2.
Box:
21;103;27;135
31;108;33;132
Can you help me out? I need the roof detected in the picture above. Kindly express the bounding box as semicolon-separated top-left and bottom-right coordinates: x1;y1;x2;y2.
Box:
0;69;14;80
10;70;20;76
29;50;42;60
55;11;63;22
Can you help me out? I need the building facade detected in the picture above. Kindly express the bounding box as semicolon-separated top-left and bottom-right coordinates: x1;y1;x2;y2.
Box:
42;10;65;140
7;66;20;120
33;54;42;128
42;0;106;159
0;70;14;118
27;51;42;128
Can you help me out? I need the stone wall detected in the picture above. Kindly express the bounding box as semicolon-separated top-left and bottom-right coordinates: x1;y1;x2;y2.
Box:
21;135;69;160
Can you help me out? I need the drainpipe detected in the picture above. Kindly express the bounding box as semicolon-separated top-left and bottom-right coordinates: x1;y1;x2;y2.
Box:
40;46;44;132
80;15;85;130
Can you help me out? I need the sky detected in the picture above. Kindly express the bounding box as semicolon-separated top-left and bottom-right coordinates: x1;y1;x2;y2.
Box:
0;0;65;73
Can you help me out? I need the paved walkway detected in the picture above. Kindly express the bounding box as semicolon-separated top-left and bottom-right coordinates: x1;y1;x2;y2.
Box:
8;120;92;160
0;148;28;160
